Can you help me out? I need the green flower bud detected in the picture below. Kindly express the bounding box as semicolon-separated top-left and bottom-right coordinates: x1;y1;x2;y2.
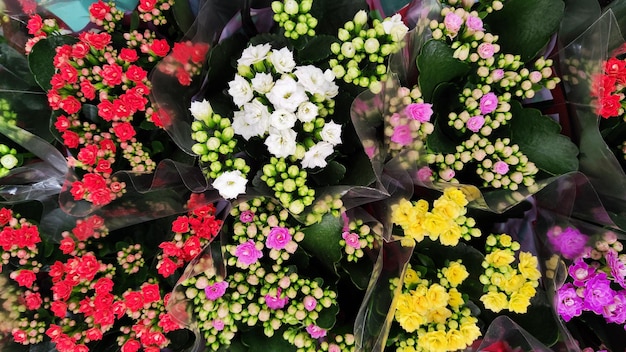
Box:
284;0;299;15
300;0;313;12
271;1;283;13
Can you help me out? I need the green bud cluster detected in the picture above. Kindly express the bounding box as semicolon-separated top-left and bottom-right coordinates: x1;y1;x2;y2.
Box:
340;217;379;262
0;143;21;178
303;193;344;225
0;98;17;124
116;243;145;275
260;157;315;215
121;140;156;173
328;11;407;90
271;0;317;40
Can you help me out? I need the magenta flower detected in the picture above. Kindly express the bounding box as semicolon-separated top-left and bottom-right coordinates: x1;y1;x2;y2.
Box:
365;146;377;158
405;103;433;122
548;226;588;260
606;249;626;288
205;281;228;301
466;115;485;132
568;258;596;287
303;296;317;312
266;227;292;250
390;124;413;146
443;12;463;35
416;166;433;182
212;319;225;331
583;272;615;315
556;283;583;322
239;210;254;223
342;231;361;249
306;324;327;339
492;161;509;175
602;291;626;324
479;92;498;114
265;288;289;310
235;240;263;265
465;15;483;32
477;43;495;59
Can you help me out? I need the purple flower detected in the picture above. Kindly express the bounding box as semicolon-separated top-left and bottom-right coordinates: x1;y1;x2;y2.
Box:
583;272;615;315
342;231;361;249
212;319;225;331
606;249;626;288
479;92;498;115
390;124;413;146
548;226;588;260
266;227;292;250
235;240;263;266
477;43;495;59
443;12;463;35
466;115;484;132
556;283;584;322
239;210;254;223
303;295;317;311
492;161;509;175
306;324;327;339
568;258;596;287
465;15;483;32
265;288;289;310
405;103;433;122
602;290;626;324
205;281;228;301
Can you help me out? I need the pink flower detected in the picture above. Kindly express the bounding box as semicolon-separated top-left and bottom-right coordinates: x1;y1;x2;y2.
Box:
477;43;495;59
606;249;626;288
568;258;596;287
466;115;485;132
266;227;292;250
439;168;455;181
205;281;228;300
416;166;433;182
212;319;225;331
404;103;432;122
491;69;505;82
265;288;289;309
235;240;263;265
390;124;413;146
479;92;499;114
492;161;509;175
443;12;463;35
239;210;254;223
556;283;583;321
303;296;317;311
306;324;327;339
342;231;361;249
465;15;483;32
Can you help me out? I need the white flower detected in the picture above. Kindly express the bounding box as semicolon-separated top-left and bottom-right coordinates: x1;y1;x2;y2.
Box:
270;109;297;130
382;14;409;42
189;99;213;122
269;47;296;74
296;101;319;123
242;98;271;134
238;43;271;66
294;66;339;100
265;129;297;158
251;72;274;94
302;142;334;169
320;121;342;145
213;170;248;199
228;75;254;107
232;110;261;140
266;76;308;112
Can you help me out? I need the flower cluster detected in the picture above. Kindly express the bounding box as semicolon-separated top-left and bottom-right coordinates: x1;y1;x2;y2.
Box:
329;10;408;90
339;213;378;262
271;0;318;40
391;187;481;246
556;230;626;329
479;234;541;314
592;55;626;119
0;143;21;177
393;263;482;352
178;197;356;351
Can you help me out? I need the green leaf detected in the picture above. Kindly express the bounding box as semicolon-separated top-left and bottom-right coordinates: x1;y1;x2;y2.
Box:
241;328;296;352
505;289;560;347
426;121;457;154
297;35;339;64
311;0;368;36
204;34;248;96
299;213;344;272
310;160;346;186
509;101;579;175
0;43;38;89
172;0;195;33
316;303;339;329
342;259;374;290
483;0;564;61
416;40;471;101
28;35;78;91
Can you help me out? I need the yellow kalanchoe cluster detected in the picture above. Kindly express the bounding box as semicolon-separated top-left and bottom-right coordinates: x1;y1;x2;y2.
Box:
479;234;541;314
394;262;481;352
391;188;481;246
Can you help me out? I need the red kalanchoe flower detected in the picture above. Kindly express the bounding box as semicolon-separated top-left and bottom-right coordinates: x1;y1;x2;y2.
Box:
26;14;44;35
24;291;43;310
89;0;111;20
149;39;171;57
79;32;112;50
112;121;137;142
12;269;37;288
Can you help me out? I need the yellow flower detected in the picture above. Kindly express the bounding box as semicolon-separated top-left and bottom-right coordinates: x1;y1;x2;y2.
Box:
447;288;464;308
518;282;537;298
485;249;515;268
518;251;541;281
411;285;431;315
439;224;462;246
443;261;469;287
446;329;468;351
418;330;449;352
414;199;430;214
498;234;513;247
395;293;425;332
459;319;482;346
508;291;531;313
406;217;427;242
443;187;468;207
403;268;421;288
426;283;450;308
427;306;452;324
501;273;525;294
432;198;464;219
392;198;414;227
423;212;451;240
489;272;506;287
480;291;508;313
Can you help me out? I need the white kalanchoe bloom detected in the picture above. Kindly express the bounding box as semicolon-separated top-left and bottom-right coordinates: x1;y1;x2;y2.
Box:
294;65;337;97
238;43;272;66
189;99;213;122
270;109;297;131
382;14;409;42
302;142;334;169
266;76;308;112
322;69;339;99
232;110;260;140
228;75;254;107
251;72;275;94
265;129;298;158
269;47;297;74
241;98;271;135
296;101;319;123
320;121;342;146
213;170;248;199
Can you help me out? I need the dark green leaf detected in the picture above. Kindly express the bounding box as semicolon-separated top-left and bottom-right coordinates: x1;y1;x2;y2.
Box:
0;43;37;89
310;160;346;186
509;101;579;175
297;35;339;64
130;11;140;31
311;0;368;36
483;0;564;61
300;213;344;272
342;258;374;290
172;0;195;33
316;303;339;329
28;35;78;91
204;34;248;96
417;40;471;101
241;328;296;352
151;140;165;154
248;33;289;47
426;121;457;154
505;289;560;347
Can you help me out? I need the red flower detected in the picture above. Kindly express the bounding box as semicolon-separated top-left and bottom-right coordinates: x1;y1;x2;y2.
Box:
75;344;89;352
59;96;82;114
82;173;107;191
95;159;112;174
98;99;116;121
100;139;117;153
58;62;78;84
113;99;131;120
138;0;157;12
77;144;99;165
112;122;136;142
121;339;141;352
599;94;622;118
182;236;201;260
26;14;44;35
123;290;145;312
120;48;139;62
77;254;100;280
92;307;115;326
79;32;111;50
54;115;71;132
52;280;74;301
16;223;40;248
89;187;113;206
62;130;80;149
149;39;171;57
159;242;182;257
89;0;111;20
13;269;37;288
121;90;148;113
12;329;27;344
55;334;77;352
94;277;114;294
24;291;43;310
45;324;63;341
59;237;75;254
49;261;66;282
126;65;147;82
0;207;13;225
191;43;210;63
73;220;95;241
85;327;103;342
157;256;179;277
71;42;90;59
102;63;124;86
176;69;192;86
80;79;96;100
171;215;189;233
142;283;161;303
50;301;68;318
158;312;182;332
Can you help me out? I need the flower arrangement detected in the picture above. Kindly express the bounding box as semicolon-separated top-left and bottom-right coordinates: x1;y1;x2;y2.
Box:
1;0;626;351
